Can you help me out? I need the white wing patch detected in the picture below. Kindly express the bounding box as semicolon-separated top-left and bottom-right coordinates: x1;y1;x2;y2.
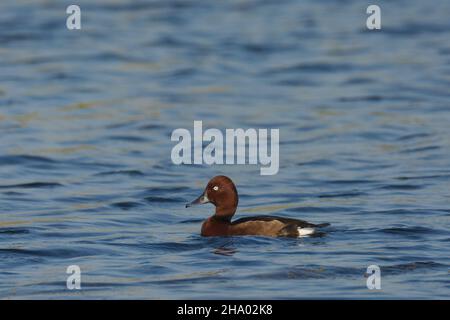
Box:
298;227;315;237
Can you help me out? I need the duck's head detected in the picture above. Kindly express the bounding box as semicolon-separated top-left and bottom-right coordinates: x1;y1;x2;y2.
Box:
186;175;239;220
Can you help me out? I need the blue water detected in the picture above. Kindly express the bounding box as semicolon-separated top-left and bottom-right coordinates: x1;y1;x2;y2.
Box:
0;0;449;299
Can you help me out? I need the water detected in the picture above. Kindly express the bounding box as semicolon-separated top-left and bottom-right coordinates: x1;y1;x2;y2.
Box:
0;0;449;299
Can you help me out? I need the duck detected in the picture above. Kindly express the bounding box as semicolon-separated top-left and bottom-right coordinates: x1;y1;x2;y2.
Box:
186;175;330;237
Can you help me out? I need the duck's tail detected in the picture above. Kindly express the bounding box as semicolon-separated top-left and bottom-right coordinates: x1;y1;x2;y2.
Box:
297;223;330;237
278;222;330;237
315;222;331;228
297;227;315;237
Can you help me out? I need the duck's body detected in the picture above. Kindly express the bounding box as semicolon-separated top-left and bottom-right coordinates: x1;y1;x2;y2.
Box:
202;215;328;237
187;176;330;238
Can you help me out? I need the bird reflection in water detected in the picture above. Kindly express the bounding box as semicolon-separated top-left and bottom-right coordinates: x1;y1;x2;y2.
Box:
212;240;236;256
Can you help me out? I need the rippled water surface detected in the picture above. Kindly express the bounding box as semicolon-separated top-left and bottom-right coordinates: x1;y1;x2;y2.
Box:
0;0;449;299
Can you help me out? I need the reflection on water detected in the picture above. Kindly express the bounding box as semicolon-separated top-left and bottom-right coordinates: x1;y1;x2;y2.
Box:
0;0;450;299
212;240;237;256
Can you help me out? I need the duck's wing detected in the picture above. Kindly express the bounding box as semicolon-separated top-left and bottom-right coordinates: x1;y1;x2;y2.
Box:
231;215;328;228
230;216;330;237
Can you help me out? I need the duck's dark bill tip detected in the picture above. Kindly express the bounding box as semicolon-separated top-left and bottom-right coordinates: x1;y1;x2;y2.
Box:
186;193;209;208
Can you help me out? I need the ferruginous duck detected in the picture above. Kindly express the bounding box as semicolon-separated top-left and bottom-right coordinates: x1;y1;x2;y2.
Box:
186;175;330;237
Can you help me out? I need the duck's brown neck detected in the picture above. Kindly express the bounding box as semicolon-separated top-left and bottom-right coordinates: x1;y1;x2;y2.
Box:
213;206;236;222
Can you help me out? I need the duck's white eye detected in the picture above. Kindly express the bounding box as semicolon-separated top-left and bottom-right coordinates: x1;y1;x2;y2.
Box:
213;186;219;191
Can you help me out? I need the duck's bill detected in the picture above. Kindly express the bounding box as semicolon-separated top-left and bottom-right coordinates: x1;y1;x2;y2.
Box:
186;193;209;208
